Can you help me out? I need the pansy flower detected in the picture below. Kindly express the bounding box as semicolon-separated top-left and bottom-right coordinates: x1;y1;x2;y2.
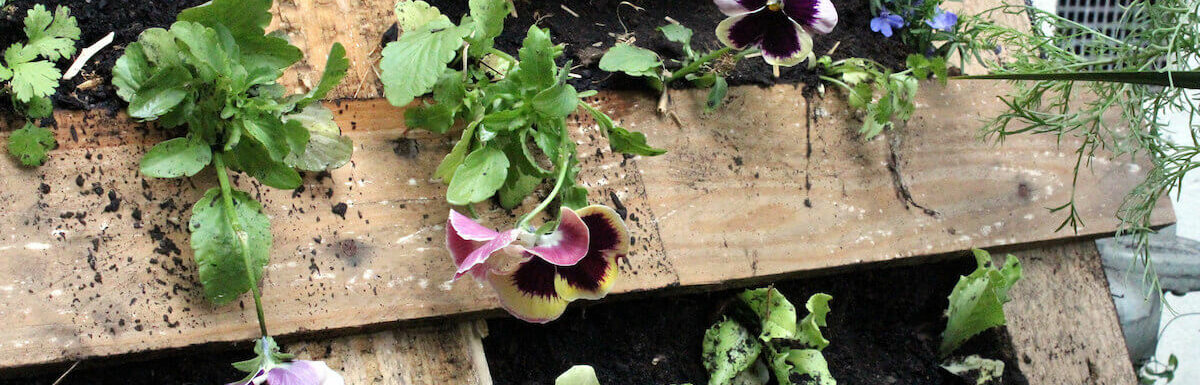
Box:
925;8;958;31
229;337;344;385
714;0;839;66
447;206;630;323
870;10;905;38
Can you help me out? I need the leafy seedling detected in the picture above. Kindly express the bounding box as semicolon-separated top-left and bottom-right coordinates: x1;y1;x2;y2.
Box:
112;0;351;337
817;53;947;139
1;4;79;166
939;249;1022;357
600;23;749;113
380;0;663;228
703;288;836;385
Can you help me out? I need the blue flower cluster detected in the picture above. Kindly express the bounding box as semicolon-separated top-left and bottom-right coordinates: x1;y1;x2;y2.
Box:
869;2;957;38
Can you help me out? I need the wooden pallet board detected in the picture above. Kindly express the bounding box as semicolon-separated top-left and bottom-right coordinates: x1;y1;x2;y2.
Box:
0;0;1173;371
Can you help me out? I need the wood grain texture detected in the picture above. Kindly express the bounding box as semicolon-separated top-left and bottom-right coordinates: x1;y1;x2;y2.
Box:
287;321;492;385
270;0;393;100
1006;241;1138;384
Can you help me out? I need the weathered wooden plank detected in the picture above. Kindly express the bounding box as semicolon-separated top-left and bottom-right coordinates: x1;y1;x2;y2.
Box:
270;0;393;100
0;82;1171;369
287;321;493;385
1006;240;1138;384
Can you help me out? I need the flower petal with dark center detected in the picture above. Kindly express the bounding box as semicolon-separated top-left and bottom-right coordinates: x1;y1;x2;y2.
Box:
555;205;630;300
714;0;768;16
525;207;590;266
784;0;838;34
488;257;570;323
759;16;812;67
577;205;630;255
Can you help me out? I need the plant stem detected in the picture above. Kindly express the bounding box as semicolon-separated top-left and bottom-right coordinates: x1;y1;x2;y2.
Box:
516;130;571;230
214;154;269;338
665;47;733;84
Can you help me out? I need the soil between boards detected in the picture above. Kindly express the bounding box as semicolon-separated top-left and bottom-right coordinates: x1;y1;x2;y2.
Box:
484;255;1030;385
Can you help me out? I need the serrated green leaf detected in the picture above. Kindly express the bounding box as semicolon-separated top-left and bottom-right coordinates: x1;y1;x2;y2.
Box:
533;82;579;118
658;23;694;57
796;293;833;351
284;104;353;171
939;249;1022;357
703;318;763;385
446;145;508;205
706;76;728;112
22;4;80;61
0;61;11;81
20;94;53;119
941;354;1005;385
395;0;450;33
380;19;466;107
466;0;511;57
170;21;231;80
6;54;60;103
513;26;559;89
599;44;662;77
769;349;835;385
6;123;56;166
609;126;666;156
295;43;349;109
738;288;798;342
140;137;213;178
189;187;272;305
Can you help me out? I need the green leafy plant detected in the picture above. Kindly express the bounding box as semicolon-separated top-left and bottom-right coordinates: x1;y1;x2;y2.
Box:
817;53;947;139
556;365;601;385
1;4;79;166
380;0;663;224
939;249;1022;357
702;288;836;385
940;354;1006;385
600;23;753;113
1139;354;1178;384
112;0;351;382
951;0;1200;296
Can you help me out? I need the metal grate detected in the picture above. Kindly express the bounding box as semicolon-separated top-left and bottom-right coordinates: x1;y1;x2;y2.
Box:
1055;0;1159;69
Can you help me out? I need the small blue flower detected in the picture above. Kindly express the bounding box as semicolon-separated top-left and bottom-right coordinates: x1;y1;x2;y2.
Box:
925;8;958;31
870;10;905;38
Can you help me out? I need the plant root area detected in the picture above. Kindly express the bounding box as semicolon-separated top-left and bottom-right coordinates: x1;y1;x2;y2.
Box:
484;255;1030;385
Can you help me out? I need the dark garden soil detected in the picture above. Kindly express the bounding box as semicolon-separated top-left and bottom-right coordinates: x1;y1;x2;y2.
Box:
0;348;245;385
429;0;910;92
484;255;1030;385
0;0;209;111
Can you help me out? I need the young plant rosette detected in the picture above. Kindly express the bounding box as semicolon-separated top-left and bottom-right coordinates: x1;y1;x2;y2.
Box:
715;0;838;66
448;206;630;323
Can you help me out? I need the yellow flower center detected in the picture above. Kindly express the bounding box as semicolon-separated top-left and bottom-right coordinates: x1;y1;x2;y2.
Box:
767;2;783;11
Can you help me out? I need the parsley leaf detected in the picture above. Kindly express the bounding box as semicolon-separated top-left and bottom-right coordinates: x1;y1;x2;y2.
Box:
6;122;56;166
22;4;80;62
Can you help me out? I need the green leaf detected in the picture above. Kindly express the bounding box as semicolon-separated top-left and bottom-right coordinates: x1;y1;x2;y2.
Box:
706;76;728;112
140;137;213;178
533;83;579;118
5;47;60;103
482;108;531;132
555;365;600;385
609;126;666;156
658;23;694;58
22;4;80;61
446;145;509;205
224;140;303;189
394;0;451;33
703;318;763;385
796;293;833;351
6;123;56;166
939;249;1022;357
178;0;272;44
284;105;354;171
434;122;477;182
295;43;349;109
19;94;53;119
127;66;191;119
513;26;560;89
599;44;662;78
769;349;836;385
380;19;466;107
189;187;272;305
170;21;231;80
466;0;512;57
906;54;931;79
941;354;1006;385
112;41;151;101
738;288;797;341
406;103;458;134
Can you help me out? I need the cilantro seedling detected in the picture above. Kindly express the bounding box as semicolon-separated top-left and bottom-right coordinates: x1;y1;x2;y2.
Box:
600;23;753;113
1;4;80;166
381;0;664;226
816;53;947;139
112;1;352;371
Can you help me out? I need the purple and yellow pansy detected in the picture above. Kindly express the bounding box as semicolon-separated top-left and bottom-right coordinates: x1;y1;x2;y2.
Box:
714;0;839;66
447;206;630;323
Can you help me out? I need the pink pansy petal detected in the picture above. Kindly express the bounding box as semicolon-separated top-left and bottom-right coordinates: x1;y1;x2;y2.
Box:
714;0;767;16
454;229;521;280
488;257;570;323
447;219;483;271
525;207;590;266
265;361;344;385
448;210;500;241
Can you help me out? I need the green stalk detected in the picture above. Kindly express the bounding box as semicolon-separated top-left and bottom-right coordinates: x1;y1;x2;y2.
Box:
214;154;269;338
955;70;1200;89
666;47;733;84
516;128;571;230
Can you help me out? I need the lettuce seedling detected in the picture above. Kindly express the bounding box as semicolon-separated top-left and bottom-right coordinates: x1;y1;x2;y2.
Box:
381;0;664;214
112;0;351;382
1;4;80;166
939;249;1022;357
703;288;836;385
556;365;601;385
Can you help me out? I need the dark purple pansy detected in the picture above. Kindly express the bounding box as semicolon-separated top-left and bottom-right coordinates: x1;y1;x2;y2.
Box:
486;205;630;323
714;0;838;66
